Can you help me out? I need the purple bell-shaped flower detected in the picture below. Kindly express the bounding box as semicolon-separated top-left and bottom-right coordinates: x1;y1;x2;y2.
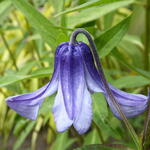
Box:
6;29;150;134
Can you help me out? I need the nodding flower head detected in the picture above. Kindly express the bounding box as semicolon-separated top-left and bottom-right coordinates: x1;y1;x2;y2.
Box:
6;29;150;134
6;41;104;134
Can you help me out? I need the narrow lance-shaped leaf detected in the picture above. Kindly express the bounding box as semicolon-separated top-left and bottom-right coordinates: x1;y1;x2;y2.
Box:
55;0;123;17
67;0;134;27
95;16;130;58
75;144;126;150
112;48;150;80
93;93;122;139
13;122;35;150
112;75;150;89
11;0;68;47
0;0;12;24
0;68;53;87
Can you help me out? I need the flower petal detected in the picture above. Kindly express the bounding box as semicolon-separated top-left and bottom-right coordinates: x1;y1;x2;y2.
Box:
6;78;58;120
78;42;104;93
110;84;148;106
73;86;92;134
60;44;85;120
52;82;73;132
6;101;41;120
105;84;149;119
77;42;148;119
84;66;103;93
6;50;60;120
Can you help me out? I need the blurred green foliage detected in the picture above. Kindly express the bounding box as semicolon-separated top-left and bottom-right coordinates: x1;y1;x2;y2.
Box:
0;0;149;150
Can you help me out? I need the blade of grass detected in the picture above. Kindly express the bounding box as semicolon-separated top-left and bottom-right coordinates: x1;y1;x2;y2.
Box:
55;0;123;17
67;0;134;27
11;0;69;47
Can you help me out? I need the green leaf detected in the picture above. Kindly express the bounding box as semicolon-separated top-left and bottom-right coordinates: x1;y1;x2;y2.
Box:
112;49;150;80
0;0;12;24
50;0;64;13
39;95;55;115
93;93;121;139
13;122;35;150
18;61;38;75
75;144;125;150
84;129;101;145
11;0;68;47
122;34;144;50
55;0;121;17
93;93;108;122
13;119;29;136
119;36;144;69
67;0;134;27
112;75;150;89
51;132;75;150
95;16;130;57
0;67;53;87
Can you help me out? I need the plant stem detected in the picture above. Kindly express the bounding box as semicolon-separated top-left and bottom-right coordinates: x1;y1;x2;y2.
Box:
70;28;142;150
142;0;150;149
144;0;150;70
142;90;150;149
1;33;19;71
1;33;26;92
25;18;45;67
93;121;104;143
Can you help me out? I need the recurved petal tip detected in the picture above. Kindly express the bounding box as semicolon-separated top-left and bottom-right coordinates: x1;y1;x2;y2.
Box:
6;97;40;120
6;75;58;120
5;43;61;120
105;85;149;119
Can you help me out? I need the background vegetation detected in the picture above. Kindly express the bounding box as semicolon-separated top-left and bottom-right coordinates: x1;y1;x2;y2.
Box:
0;0;150;150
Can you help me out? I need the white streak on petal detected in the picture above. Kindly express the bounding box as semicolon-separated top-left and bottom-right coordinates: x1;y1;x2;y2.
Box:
53;83;73;132
84;66;103;93
6;57;60;120
73;87;92;134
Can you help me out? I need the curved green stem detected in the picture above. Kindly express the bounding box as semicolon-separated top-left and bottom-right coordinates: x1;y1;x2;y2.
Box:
144;0;150;70
70;28;142;150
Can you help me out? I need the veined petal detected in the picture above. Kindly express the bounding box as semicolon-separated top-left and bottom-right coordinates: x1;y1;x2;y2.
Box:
84;66;103;93
73;86;92;134
60;44;85;120
6;78;58;120
77;42;148;119
6;101;41;120
105;84;149;119
6;50;60;120
52;82;73;132
78;42;104;93
110;84;147;102
6;81;57;106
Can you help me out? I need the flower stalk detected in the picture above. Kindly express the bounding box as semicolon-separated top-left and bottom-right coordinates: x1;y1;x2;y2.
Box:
142;89;150;149
144;0;150;71
70;28;142;150
6;28;149;149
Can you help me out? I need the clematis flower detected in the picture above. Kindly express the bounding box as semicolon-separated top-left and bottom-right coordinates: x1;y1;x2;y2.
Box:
6;30;149;134
6;41;104;134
